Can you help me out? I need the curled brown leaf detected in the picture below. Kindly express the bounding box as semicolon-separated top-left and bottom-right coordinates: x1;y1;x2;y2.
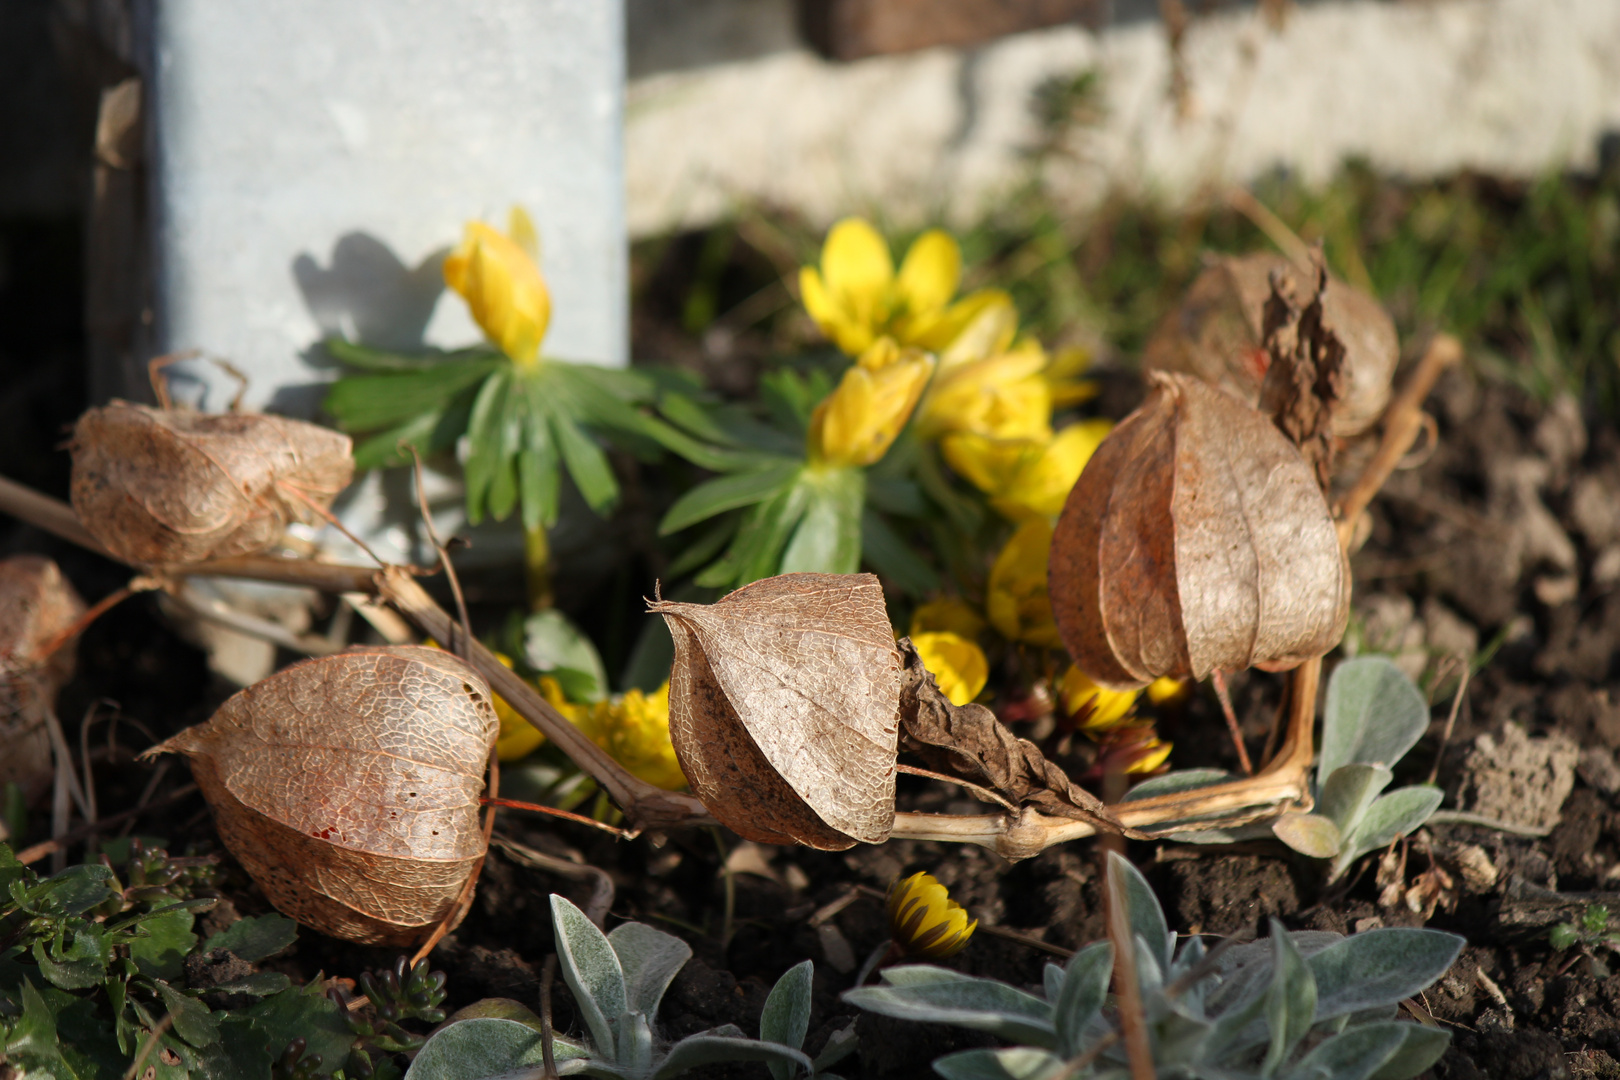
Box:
896;639;1127;834
0;556;85;798
145;645;497;946
70;401;353;566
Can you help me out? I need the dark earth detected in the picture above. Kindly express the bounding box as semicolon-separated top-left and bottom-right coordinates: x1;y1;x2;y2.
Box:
4;215;1620;1080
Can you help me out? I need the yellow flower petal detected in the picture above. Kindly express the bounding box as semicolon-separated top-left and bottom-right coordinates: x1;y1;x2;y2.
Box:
990;419;1113;521
912;631;989;706
920;342;1053;442
809;343;935;467
936;294;1020;373
1060;666;1140;731
801;265;874;356
1147;676;1191;706
585;682;687;791
906;288;1012;353
507;205;540;262
986;519;1062;649
895;229;961;319
941;432;1045;495
1127;737;1174;774
909;598;987;641
820;218;894;331
887;871;977;959
444;217;552;366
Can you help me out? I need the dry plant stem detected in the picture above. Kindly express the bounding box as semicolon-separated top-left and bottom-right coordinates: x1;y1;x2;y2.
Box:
1335;333;1462;545
1227;186;1314;272
492;835;615;928
1208;669;1255;775
1428;658;1471;786
480;797;636;839
1107;858;1156;1080
35;582;148;661
377;566;713;831
178;555;384;594
894;762;1019;812
17;783;199;865
168;582;345;656
0;474;111;556
539;953;560;1079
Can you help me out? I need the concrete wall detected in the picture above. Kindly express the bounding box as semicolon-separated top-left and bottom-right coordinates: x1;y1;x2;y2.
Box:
625;0;1620;236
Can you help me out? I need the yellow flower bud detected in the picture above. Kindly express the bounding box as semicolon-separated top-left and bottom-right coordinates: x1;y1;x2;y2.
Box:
887;872;977;959
807;339;935;467
918;340;1054;443
443;207;552;367
1147;675;1192;707
1060;666;1139;732
912;631;989;707
986;519;1062;649
943;419;1112;521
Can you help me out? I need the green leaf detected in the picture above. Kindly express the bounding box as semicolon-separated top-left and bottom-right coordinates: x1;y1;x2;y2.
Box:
761;960;813;1080
463;366;513;524
1052;941;1111;1058
701;479;811;588
860;510;940;596
551;894;626;1057
607;922;692;1020
1316;764;1394;835
638;413;772;472
405;1014;590;1079
1279;1021;1408;1080
1107;851;1172;973
519;400;560;531
208;972;292;997
653;1032;815;1080
660;463;801;536
1334;786;1445;880
1120;768;1232;802
657;390;742;446
1320;658;1430;781
351;409;447;470
1307;929;1464;1020
34;863;118;916
202;913;298;963
6;979;71;1076
525;609;609;703
664;519;737;581
931;1047;1067;1080
33;926;113;990
486;390;523;522
174;1013;274;1080
1272;812;1343;859
324;338;491;373
154;978;219;1048
1368;1024;1452;1080
780;467;864;575
239;980;355;1073
325;357;500;433
843;968;1056;1049
1263;920;1317;1077
129;908;198;982
553;413;621;514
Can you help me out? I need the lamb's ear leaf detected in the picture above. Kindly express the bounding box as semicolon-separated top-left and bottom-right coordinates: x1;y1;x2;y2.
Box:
1273;812;1342;859
1308;929;1464;1020
1368;1025;1452;1080
607;922;691;1021
550;894;625;1056
1332;786;1445;880
1262;920;1317;1077
930;1047;1068;1080
651;1034;814;1080
402;1011;590;1080
1052;942;1113;1059
760;960;814;1080
1279;1021;1409;1080
1320;658;1429;780
843;975;1057;1049
1106;851;1172;972
1315;763;1394;834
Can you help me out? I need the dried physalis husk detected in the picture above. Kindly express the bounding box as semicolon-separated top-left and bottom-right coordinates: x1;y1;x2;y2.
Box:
1049;373;1349;688
70;401;353;565
0;557;85;799
146;645;497;946
650;573;901;850
1142;252;1397;437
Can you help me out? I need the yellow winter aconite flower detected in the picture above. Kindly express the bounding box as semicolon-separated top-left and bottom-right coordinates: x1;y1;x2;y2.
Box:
496;674;581;762
1147;676;1192;707
912;632;989;706
1060;666;1139;732
909;598;987;642
919;339;1053;443
943;419;1112;520
799;218;997;355
443;206;552;367
807;338;936;467
887;872;977;959
580;682;687;791
986;519;1062;649
1127;735;1174;774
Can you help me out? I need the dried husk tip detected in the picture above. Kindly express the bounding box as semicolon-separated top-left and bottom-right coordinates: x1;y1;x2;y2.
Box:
145;645;497;946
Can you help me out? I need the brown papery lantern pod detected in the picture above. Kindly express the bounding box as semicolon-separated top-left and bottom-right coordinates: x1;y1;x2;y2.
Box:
1142;252;1397;438
146;645;498;946
650;573;901;851
70;401;353;566
0;556;86;799
1049;373;1349;689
